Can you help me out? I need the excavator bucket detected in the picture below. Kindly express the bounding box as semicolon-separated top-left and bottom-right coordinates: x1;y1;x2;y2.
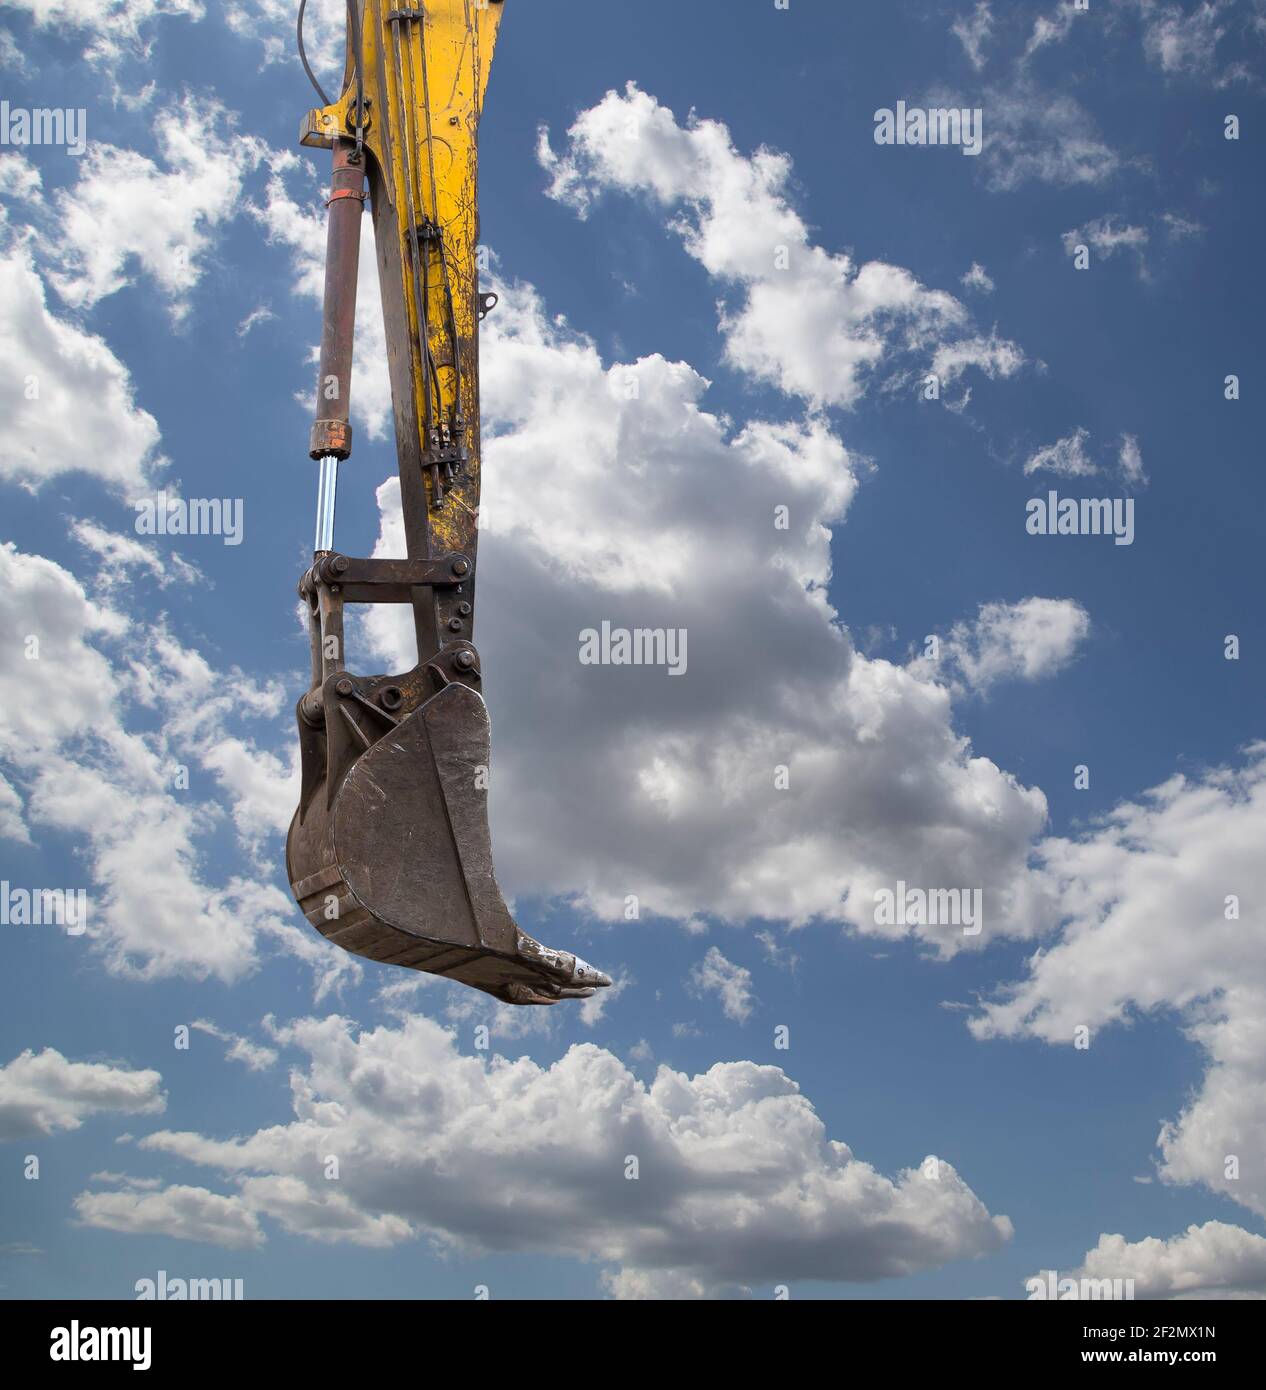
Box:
285;0;609;1005
287;645;608;1004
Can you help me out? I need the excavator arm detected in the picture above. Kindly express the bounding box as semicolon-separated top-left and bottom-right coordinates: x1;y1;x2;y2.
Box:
284;0;610;1006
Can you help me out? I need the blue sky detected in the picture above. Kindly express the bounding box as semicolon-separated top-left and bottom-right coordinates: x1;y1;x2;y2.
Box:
1;0;1265;1301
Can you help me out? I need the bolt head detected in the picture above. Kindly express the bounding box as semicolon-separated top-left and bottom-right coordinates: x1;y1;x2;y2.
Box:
452;558;470;577
455;650;476;671
336;678;353;695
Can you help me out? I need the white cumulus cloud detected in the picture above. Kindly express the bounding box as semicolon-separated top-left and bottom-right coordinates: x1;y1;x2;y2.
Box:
539;84;1023;409
0;0;204;67
1060;1221;1266;1299
920;597;1091;695
75;1012;1013;1295
972;747;1266;1221
45;96;272;320
0;243;164;493
1024;427;1097;478
689;947;757;1023
0;543;336;990
0;1046;164;1139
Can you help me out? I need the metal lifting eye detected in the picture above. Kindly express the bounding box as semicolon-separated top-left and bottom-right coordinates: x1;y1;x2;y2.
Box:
478;292;498;321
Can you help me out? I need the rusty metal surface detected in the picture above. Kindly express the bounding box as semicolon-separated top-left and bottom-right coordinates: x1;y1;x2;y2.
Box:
308;138;365;461
300;551;472;603
286;648;611;1004
334;683;514;955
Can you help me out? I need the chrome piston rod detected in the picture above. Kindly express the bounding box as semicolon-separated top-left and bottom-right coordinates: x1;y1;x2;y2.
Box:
314;454;339;554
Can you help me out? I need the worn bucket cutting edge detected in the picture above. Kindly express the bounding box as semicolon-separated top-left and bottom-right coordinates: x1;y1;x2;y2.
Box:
286;666;609;1006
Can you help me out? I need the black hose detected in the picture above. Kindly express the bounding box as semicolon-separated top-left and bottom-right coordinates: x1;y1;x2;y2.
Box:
345;0;366;125
297;0;332;108
298;1;365;123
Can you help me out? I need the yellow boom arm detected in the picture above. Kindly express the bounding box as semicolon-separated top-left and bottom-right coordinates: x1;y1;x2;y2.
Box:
302;0;502;567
